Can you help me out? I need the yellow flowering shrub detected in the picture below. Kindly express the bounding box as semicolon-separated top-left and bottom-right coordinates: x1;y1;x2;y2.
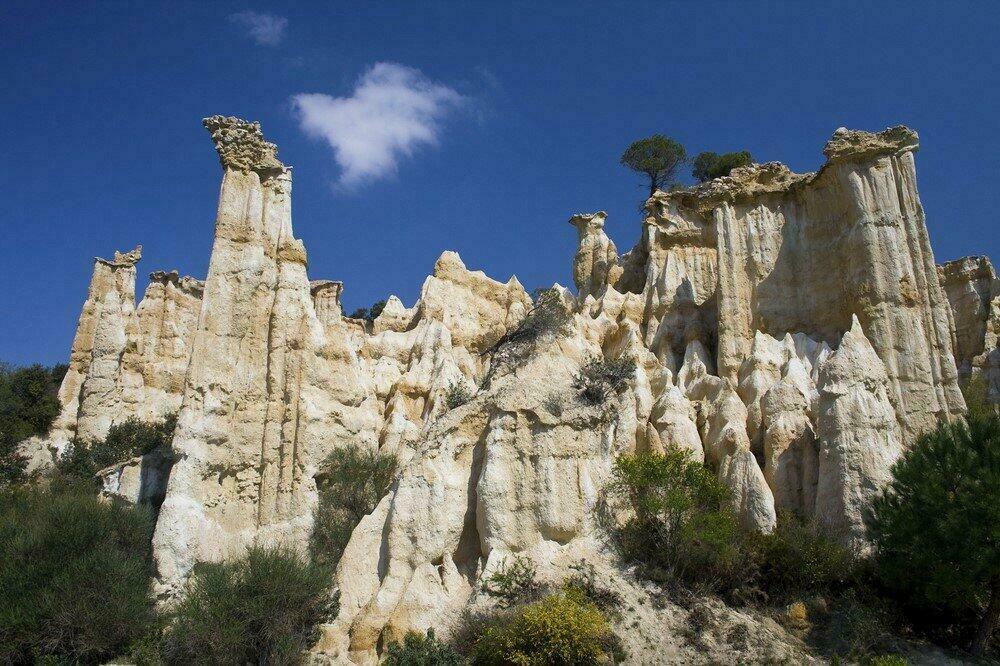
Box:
473;589;610;665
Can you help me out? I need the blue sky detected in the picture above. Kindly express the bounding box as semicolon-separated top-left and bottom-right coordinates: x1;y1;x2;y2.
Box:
2;1;999;366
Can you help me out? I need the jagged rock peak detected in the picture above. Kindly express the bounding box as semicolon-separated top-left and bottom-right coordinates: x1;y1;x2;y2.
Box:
97;245;142;267
568;211;608;231
149;270;205;297
822;125;919;163
202;115;285;173
939;255;996;284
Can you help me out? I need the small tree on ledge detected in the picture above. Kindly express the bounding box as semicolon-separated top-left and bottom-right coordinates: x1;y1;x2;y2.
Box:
620;135;687;199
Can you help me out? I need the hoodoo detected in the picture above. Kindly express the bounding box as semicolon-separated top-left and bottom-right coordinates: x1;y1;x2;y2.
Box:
23;116;997;662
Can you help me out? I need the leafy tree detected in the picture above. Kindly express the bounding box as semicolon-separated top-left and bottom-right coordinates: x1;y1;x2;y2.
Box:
349;299;387;323
310;444;398;568
0;363;66;486
691;150;754;182
607;449;749;594
0;485;158;664
620;135;687;198
164;546;333;665
868;412;1000;655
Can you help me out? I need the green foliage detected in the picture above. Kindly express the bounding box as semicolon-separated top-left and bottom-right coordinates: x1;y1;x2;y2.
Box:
445;380;474;410
574;357;636;405
310;444;398;568
481;555;541;607
473;589;611;665
385;628;461;665
164;546;333;666
0;363;66;486
868;411;1000;653
482;288;571;385
53;413;176;489
349;298;387;323
691;150;754;182
607;449;749;594
751;514;855;600
863;655;907;666
0;485;157;664
961;372;995;421
620;135;687;197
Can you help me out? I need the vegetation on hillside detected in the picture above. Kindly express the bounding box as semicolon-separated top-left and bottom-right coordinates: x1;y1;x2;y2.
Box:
0;485;158;664
868;396;1000;654
163;546;334;665
0;363;65;486
310;444;398;569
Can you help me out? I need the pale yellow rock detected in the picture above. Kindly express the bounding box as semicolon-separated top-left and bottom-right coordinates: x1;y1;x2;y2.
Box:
569;211;622;300
815;316;902;552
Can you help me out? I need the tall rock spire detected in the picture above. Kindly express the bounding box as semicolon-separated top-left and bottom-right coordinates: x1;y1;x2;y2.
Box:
152;117;379;596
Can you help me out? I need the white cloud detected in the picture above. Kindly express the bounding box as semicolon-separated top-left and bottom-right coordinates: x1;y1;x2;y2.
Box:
291;63;464;187
229;10;288;46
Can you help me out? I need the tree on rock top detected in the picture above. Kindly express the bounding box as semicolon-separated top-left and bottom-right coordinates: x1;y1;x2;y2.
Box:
691;150;754;182
620;135;687;198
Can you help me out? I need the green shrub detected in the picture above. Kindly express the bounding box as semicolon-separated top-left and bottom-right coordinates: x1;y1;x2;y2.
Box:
607;449;752;595
0;485;157;664
310;444;397;568
53;413;176;489
481;555;541;607
384;628;461;665
868;411;1000;654
445;380;473;410
164;546;333;665
349;299;387;323
691;150;754;182
473;589;611;665
751;514;855;600
574;357;635;405
0;363;66;486
482;289;571;385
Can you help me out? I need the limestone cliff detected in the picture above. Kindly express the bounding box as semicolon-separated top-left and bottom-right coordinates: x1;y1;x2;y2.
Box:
32;117;978;663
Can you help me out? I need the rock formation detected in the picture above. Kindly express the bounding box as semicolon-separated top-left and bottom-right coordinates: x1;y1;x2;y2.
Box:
939;255;1000;403
32;117;982;662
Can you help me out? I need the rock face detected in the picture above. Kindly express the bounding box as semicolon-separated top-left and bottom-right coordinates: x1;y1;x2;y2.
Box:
152;116;382;596
35;118;976;662
939;255;1000;403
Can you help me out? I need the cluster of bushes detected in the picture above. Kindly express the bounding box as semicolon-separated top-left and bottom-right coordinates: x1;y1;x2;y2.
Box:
310;443;398;569
387;554;626;665
349;298;387;323
574;356;636;405
53;413;177;490
0;485;158;664
0;362;65;485
606;381;1000;659
0;480;334;666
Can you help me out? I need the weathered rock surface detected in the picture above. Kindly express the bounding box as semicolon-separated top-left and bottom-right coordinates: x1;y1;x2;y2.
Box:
152;117;382;597
939;255;1000;403
32;118;979;662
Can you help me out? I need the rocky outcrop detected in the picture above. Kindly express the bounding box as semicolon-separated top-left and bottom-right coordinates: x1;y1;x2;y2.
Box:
152;117;382;597
939;255;1000;403
815;317;902;552
48;248;142;448
33;118;980;661
570;212;621;300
